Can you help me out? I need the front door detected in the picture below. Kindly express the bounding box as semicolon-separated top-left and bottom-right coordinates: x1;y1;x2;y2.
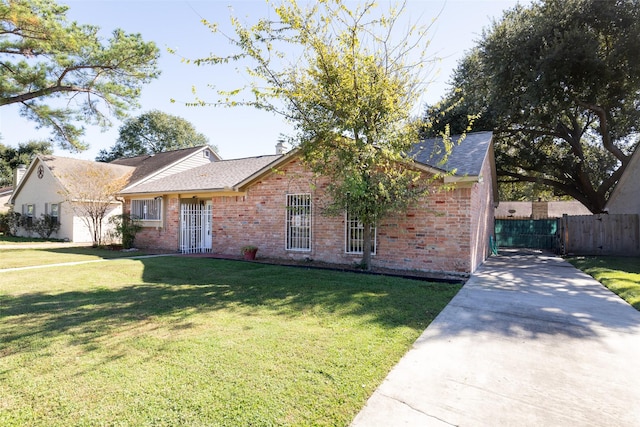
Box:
180;201;212;254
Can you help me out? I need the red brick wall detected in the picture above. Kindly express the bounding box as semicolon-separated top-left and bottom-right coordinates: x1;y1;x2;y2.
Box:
211;158;483;274
130;156;494;274
469;155;495;272
124;196;181;252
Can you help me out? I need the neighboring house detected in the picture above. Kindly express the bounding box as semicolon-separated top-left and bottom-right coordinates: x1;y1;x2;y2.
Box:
0;186;12;213
496;200;591;219
606;144;640;215
8;146;218;242
9;156;134;242
120;131;497;275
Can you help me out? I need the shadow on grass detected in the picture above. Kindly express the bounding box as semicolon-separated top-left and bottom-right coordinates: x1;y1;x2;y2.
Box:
0;257;460;356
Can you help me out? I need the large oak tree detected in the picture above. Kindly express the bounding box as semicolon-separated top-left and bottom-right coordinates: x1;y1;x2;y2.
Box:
0;0;160;151
424;0;640;213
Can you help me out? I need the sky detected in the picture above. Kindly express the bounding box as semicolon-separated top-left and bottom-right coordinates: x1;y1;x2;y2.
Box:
0;0;527;161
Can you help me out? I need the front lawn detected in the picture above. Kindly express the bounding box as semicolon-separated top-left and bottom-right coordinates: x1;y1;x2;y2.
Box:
0;256;460;426
567;256;640;311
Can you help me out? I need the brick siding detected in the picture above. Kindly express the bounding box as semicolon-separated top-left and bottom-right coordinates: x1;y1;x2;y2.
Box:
130;157;494;274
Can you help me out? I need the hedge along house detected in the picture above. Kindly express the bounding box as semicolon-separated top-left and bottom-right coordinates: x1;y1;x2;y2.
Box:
8;146;219;243
120;131;497;275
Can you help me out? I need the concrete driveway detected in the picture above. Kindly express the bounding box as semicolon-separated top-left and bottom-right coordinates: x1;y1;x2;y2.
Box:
351;250;640;426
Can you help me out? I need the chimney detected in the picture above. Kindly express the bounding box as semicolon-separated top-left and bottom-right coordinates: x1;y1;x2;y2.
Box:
13;164;26;188
275;141;286;155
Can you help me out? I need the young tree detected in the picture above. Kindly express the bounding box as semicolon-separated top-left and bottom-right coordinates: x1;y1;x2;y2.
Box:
425;0;640;213
0;140;53;186
58;162;131;246
0;0;160;151
95;110;214;162
188;0;440;270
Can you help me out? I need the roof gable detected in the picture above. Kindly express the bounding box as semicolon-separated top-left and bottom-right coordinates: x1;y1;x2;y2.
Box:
111;146;219;187
605;143;640;213
10;155;135;204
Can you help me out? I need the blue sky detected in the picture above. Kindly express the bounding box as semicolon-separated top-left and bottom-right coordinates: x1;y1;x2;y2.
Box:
0;0;526;161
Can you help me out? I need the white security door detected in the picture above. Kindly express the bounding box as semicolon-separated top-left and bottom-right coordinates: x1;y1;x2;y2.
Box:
180;202;213;254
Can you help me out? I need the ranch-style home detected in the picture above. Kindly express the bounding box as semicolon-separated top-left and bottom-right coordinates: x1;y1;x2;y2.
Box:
119;131;497;275
9;146;219;242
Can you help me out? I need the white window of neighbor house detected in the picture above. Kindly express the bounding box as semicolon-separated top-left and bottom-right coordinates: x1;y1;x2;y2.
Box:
286;194;311;251
23;204;35;227
345;211;376;255
49;203;60;224
131;198;162;221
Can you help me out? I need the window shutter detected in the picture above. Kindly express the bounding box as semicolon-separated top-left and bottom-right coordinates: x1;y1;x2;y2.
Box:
45;203;49;215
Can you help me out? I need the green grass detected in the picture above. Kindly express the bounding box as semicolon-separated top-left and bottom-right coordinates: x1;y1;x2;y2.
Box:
0;256;460;426
567;256;640;311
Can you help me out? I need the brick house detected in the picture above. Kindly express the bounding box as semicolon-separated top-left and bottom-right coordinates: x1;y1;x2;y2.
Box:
120;131;497;275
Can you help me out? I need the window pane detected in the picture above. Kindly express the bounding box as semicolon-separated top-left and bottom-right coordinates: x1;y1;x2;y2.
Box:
131;199;162;220
345;212;376;254
286;194;311;251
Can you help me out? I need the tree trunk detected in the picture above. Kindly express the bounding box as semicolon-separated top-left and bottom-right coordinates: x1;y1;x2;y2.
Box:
362;222;372;271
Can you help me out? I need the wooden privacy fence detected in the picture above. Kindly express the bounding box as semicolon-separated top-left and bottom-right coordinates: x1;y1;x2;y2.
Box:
558;214;640;256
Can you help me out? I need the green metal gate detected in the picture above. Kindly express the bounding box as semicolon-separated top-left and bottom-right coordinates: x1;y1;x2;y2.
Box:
495;219;558;250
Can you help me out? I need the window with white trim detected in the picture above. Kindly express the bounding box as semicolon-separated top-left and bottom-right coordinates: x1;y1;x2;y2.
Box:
345;212;377;254
131;198;162;221
286;194;311;251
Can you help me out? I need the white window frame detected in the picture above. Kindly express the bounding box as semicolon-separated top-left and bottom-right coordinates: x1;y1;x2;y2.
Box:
345;211;377;255
131;198;162;221
285;194;311;251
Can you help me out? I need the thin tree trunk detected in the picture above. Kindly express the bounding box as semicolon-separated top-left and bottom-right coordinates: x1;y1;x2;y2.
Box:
362;222;372;271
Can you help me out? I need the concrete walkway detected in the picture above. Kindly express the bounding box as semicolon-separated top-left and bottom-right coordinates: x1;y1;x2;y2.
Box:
351;250;640;426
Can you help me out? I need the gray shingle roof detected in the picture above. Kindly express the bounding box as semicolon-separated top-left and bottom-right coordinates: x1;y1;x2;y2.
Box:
110;145;213;185
410;131;493;176
121;155;282;195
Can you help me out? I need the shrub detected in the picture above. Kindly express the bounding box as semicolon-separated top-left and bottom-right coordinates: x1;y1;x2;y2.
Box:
32;214;61;239
108;214;142;249
0;210;22;236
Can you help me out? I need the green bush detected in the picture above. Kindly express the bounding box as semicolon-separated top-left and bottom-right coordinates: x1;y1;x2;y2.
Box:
32;214;60;239
0;210;21;236
108;214;142;249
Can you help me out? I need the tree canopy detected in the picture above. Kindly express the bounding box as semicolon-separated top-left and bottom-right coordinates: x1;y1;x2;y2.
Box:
0;0;160;151
189;0;439;270
0;139;52;186
424;0;640;213
96;110;214;162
